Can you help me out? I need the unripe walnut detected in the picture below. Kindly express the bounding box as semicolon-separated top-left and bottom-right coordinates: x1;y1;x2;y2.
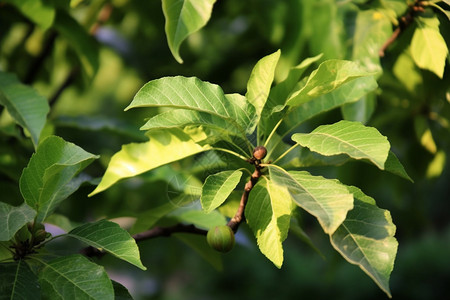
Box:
206;225;235;253
253;146;267;160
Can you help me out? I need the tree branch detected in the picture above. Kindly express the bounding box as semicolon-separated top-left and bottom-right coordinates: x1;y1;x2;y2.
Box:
80;223;207;258
379;0;425;57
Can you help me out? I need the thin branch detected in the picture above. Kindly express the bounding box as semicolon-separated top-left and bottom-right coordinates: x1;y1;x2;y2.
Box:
81;224;208;258
227;166;262;232
379;0;425;57
48;67;80;107
24;31;58;84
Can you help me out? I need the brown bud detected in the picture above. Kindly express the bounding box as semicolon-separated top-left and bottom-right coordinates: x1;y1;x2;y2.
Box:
253;146;267;160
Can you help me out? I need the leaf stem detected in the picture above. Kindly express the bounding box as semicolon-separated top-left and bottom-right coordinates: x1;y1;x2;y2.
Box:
263;117;284;148
212;147;249;161
271;143;300;165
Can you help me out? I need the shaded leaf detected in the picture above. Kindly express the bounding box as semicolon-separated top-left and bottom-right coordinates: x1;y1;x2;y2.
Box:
269;167;353;234
162;0;217;63
53;9;99;78
0;202;36;241
68;219;146;270
286;60;376;107
384;151;413;182
200;170;242;213
411;17;448;78
246;50;280;123
0;260;40;299
112;281;133;300
331;186;398;298
20;136;98;223
0;71;50;148
292;120;390;169
89;128;211;196
126;76;255;134
37;255;114;299
4;0;55;29
245;179;294;268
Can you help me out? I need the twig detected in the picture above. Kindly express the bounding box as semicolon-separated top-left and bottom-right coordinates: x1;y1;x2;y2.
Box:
24;31;58;84
81;224;208;258
49;67;80;107
379;0;425;57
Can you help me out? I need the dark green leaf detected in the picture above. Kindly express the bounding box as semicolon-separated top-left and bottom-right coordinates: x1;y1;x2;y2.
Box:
112;280;133;300
68;219;146;270
0;260;40;300
0;202;36;241
0;71;50;148
53;10;99;78
37;255;114;299
20;136;98;222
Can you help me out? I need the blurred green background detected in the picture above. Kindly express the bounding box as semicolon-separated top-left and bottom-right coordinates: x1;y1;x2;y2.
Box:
1;0;449;299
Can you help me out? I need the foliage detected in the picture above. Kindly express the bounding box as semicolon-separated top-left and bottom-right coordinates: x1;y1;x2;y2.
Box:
0;0;449;299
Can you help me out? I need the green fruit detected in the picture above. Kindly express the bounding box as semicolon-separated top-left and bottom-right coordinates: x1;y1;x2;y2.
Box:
33;229;48;244
206;225;235;253
14;226;31;243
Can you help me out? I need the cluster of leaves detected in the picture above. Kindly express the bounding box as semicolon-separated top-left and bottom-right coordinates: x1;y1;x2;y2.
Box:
0;0;449;299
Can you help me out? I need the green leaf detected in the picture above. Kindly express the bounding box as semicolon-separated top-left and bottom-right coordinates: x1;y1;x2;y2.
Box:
4;0;55;29
278;76;378;136
285;60;376;107
67;219;146;270
0;71;50;148
37;255;114;299
0;202;36;241
246;50;280;123
53;9;99;78
269;167;354;234
411;17;448;78
89;128;211;196
292;120;390;169
0;260;40;299
162;0;217;63
245;179;294;268
200;170;242;213
384;151;413;182
341;93;376;124
140;109;242;136
126;76;255;134
174;209;226;230
112;280;133;300
330;186;398;298
20;136;98;223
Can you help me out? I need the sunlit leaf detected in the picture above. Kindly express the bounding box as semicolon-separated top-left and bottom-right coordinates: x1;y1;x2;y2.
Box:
286;60;376;107
279;76;377;136
269;167;353;234
127;76;255;134
246;49;280;123
331;186;398;298
292;120;390;169
0;202;36;241
201;170;242;213
411;17;448;79
20;136;98;223
0;71;50;148
37;255;114;299
68;219;146;270
245;179;294;268
0;260;40;299
162;0;217;63
173;209;226;230
89;128;211;196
